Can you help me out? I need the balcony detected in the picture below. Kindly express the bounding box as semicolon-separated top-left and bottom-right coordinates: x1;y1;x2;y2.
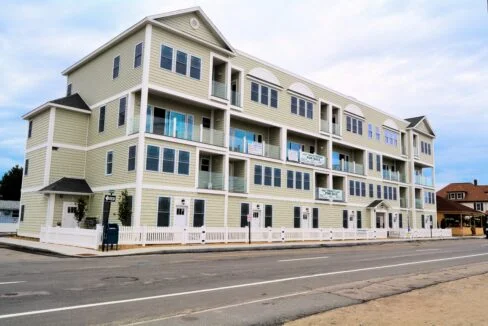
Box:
198;171;224;190
383;170;406;183
400;198;407;208
231;90;241;107
229;136;280;160
288;150;327;168
332;123;340;136
320;119;329;133
211;80;228;100
229;176;246;193
316;187;344;202
415;198;423;209
333;160;364;175
415;175;433;187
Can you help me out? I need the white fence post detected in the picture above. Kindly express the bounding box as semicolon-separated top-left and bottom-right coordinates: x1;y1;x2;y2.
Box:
329;230;333;241
95;224;103;249
268;227;272;243
224;227;228;244
201;226;206;244
142;226;147;247
281;227;285;242
342;228;345;241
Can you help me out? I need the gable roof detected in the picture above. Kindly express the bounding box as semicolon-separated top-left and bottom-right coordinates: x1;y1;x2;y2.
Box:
148;7;235;54
405;116;425;128
39;178;93;195
366;200;392;209
405;115;435;136
437;182;488;202
22;93;90;120
436;196;484;215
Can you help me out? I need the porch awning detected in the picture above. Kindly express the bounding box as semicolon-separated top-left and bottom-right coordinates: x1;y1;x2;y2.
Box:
39;177;93;195
366;200;392;209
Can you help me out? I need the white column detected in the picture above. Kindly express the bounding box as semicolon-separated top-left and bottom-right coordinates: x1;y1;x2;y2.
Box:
224;153;229;191
43;107;56;186
126;91;135;135
327;140;333;169
223;110;230;148
133;24;152;227
327;173;333;189
45;194;55;227
328;104;333;133
280;127;287;161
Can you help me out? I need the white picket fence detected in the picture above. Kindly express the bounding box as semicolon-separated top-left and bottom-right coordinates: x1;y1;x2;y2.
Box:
38;226;452;249
40;225;103;250
0;216;18;233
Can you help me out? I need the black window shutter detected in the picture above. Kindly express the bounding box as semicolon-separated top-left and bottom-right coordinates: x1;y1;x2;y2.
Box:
294;207;301;228
421;214;425;228
241;203;249;227
357;211;362;228
343;210;348;228
388;213;393;228
399;213;403;228
312;208;319;228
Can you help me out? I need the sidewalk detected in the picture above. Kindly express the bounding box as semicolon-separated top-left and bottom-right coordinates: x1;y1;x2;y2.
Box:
0;235;484;258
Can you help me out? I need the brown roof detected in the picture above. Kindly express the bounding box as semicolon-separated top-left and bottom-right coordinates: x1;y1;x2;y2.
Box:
437;182;488;202
436;196;483;215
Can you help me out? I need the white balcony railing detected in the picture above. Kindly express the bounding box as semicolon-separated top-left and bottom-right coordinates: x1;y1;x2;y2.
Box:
333;160;364;175
415;175;433;187
383;170;406;183
229;136;280;160
212;80;228;99
332;123;340;136
229;176;246;193
320;119;329;133
198;171;224;190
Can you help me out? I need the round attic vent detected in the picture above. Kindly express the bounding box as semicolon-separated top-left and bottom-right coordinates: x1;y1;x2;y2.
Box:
190;17;200;30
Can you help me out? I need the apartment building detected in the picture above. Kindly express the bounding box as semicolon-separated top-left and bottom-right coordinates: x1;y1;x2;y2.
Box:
18;7;437;238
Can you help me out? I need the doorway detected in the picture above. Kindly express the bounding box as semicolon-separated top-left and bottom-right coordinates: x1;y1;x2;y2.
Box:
376;212;386;228
174;206;188;227
62;202;77;228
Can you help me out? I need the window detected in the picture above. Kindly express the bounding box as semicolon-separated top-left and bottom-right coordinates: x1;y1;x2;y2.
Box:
265;205;272;227
354;181;360;197
157;197;171;227
449;193;455;200
162;148;175;173
251;82;259;102
118;97;127;127
240;203;249;227
357;211;362;228
368;123;373;139
128;145;136;171
295;171;302;189
287;170;294;188
261;85;269;105
106;151;113;175
361;182;366;197
346;115;363;135
369;183;374;198
66;83;72;96
263;167;272;186
384;186;388;200
291;96;297;114
193;199;205;227
389;187;393;200
312;208;319;229
375;126;381;141
349;180;355;196
384;129;398;147
200;157;210;172
202;117;211;129
299;99;305;117
190;56;201;80
475;203;484;211
20;205;25;222
28;121;33;138
160;45;173;70
377;185;382;199
304;173;310;190
427;143;432;155
175;50;187;75
393;188;397;201
178;151;190;175
270;89;278;108
368;153;373;170
98;106;105;133
113;55;120;79
274;168;281;187
456;193;463;200
146;145;160;171
306;102;313;119
24;159;29;176
376;154;381;172
294;207;301;228
254;165;262;185
134;42;143;68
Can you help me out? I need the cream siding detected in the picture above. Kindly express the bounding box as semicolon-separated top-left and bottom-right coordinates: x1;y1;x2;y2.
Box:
23;148;46;188
87;97;127;146
50;149;86;183
26;110;50;148
53;109;89;146
18;192;48;236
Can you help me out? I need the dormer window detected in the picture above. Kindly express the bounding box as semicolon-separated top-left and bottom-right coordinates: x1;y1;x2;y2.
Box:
66;83;72;96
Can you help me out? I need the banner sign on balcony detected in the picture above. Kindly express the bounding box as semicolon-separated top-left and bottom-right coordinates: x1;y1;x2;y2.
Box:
317;188;343;201
248;142;264;156
300;152;326;166
287;150;299;162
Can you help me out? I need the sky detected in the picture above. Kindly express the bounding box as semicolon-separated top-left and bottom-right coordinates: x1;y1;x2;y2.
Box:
0;0;487;189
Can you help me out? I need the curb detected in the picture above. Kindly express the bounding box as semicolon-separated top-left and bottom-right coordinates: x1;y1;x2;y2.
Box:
3;236;485;258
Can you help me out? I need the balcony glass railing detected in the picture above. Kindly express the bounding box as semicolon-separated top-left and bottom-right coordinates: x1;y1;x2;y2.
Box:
229;136;280;160
415;175;433;187
287;150;327;168
400;198;407;208
315;187;344;202
229;176;246;193
415;198;423;209
332;123;340;136
128;115;140;134
320;119;329;133
198;171;224;190
212;80;228;100
231;90;241;107
332;160;364;175
383;170;406;183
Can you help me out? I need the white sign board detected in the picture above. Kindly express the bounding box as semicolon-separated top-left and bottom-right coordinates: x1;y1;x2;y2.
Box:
287;150;299;162
247;142;264;156
317;188;343;201
300;152;326;166
104;195;116;202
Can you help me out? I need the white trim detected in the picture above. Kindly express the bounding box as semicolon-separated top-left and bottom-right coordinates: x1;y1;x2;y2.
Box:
105;150;114;176
51;143;86;151
22;103;90;120
16;231;39;239
39;191;92;196
25;142;48;153
288;82;315;99
248;67;281;87
145;132;226;152
43;107;56;186
21;186;43;193
90;85;142;109
91;183;136;192
45;193;55;227
87;134;138;151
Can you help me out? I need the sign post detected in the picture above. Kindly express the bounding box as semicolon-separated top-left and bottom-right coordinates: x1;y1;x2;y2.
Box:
247;214;251;244
102;193;116;251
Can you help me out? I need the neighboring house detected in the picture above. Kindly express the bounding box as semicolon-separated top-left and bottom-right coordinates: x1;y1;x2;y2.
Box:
436;195;485;236
437;180;488;215
18;7;437;238
0;200;20;221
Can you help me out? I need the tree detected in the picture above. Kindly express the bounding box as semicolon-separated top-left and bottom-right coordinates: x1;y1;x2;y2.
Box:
0;165;23;201
118;190;132;226
73;198;87;227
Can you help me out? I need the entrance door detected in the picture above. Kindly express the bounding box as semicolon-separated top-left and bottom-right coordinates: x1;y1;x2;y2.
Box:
376;212;385;228
62;202;77;228
301;208;311;228
348;211;357;229
251;209;261;229
174;206;187;227
392;214;399;229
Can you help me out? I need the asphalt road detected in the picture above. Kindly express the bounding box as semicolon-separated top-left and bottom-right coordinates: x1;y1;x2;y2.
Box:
0;239;487;325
